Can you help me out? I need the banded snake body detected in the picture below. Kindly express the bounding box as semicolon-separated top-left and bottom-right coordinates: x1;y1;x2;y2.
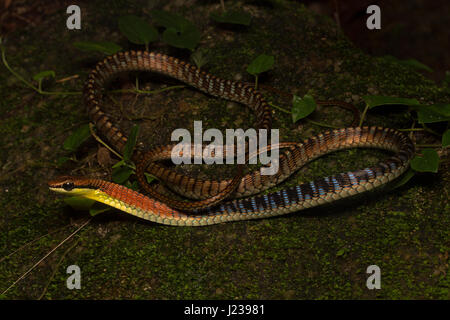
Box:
48;51;415;226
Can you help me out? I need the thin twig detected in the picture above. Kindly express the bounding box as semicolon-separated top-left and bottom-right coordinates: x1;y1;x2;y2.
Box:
268;101;290;114
89;123;123;159
1;44;38;91
38;238;81;300
107;85;186;95
306;119;341;129
1;45;81;95
0;223;73;264
398;128;424;132
1;218;92;296
358;103;369;127
269;101;341;129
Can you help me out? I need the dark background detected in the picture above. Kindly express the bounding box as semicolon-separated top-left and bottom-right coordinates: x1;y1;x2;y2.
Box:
2;0;449;82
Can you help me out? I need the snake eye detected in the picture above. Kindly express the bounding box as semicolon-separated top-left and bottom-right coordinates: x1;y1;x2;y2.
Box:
62;182;75;191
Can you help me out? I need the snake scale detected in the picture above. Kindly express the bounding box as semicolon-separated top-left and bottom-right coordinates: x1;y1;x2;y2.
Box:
48;50;415;226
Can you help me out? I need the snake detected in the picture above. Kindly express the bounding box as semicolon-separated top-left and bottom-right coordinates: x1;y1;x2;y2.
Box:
48;50;415;226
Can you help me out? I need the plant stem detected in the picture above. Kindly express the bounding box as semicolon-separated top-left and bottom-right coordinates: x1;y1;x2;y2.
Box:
268;102;340;128
0;223;73;264
89;123;123;159
306;119;341;129
1;45;39;91
108;85;186;95
358;103;369;127
38;238;81;300
39;90;81;95
422;123;442;137
2;45;81;95
268;101;290;114
398;128;424;132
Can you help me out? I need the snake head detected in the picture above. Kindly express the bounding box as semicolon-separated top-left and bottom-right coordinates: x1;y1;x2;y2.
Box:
48;176;96;196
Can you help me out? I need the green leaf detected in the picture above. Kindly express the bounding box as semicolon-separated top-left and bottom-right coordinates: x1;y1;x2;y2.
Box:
210;10;251;26
118;15;158;46
162;25;201;51
112;166;133;184
112;159;126;169
246;54;274;76
413;104;450;123
442;129;450;147
190;50;208;69
151;10;191;31
149;10;200;50
411;149;439;173
73;41;122;55
401;59;433;72
291;94;317;123
383;55;433;72
123;125;140;162
362;95;420;109
89;203;111;216
33;70;55;82
64;196;95;211
144;172;157;184
336;248;347;257
389;168;415;190
125;180;140;191
63;124;91;152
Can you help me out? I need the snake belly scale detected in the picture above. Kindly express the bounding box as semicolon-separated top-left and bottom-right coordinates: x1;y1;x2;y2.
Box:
48;51;415;226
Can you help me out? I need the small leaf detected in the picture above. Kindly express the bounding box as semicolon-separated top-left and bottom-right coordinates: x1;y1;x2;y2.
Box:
144;172;156;184
112;159;126;169
63;124;91;152
73;41;122;55
162;26;201;51
112;166;133;184
362;95;420;109
118;15;158;46
292;94;317;123
33;70;55;82
442;129;450;147
413;104;450;124
336;248;346;257
123;125;140;162
149;10;200;50
383;55;433;72
89;203;111;216
125;180;140;191
401;59;433;72
389;168;415;190
246;54;274;76
210;10;252;26
64;196;95;211
190;50;208;69
150;10;191;31
411;149;439;173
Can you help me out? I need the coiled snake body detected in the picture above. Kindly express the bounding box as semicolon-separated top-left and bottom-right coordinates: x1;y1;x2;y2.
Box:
48;51;415;226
